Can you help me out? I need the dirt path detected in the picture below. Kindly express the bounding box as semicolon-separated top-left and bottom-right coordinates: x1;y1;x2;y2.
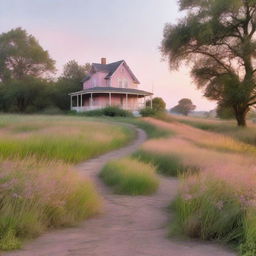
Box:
4;127;236;256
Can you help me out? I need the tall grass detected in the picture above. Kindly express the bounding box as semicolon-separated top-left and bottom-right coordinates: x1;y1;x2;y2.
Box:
0;114;136;250
169;114;256;146
109;117;172;138
0;158;101;250
100;158;159;195
0;116;134;163
133;150;199;176
140;117;256;255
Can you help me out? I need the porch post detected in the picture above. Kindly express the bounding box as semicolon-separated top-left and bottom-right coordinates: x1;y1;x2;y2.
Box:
77;95;79;107
80;93;83;107
90;93;93;108
109;93;112;106
126;94;128;110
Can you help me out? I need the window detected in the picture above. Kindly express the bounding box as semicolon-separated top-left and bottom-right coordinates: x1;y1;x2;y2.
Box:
118;78;123;88
124;79;128;88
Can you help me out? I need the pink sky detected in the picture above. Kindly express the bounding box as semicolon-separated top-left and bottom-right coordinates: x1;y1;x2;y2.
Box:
0;0;216;111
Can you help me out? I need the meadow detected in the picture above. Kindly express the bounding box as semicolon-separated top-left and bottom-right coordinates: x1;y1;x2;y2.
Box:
141;117;256;255
170;114;256;146
0;114;134;163
0;114;134;250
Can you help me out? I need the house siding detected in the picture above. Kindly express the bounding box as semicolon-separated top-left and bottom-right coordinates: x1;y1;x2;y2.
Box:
110;62;138;88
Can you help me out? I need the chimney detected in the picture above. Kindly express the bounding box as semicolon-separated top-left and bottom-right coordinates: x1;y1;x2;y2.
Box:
101;58;107;65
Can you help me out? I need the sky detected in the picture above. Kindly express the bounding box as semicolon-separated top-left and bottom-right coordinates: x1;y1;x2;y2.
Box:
0;0;216;111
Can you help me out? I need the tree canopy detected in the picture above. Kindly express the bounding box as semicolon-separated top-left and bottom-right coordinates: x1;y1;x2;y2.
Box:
161;0;256;126
0;27;55;82
171;98;196;116
146;97;166;112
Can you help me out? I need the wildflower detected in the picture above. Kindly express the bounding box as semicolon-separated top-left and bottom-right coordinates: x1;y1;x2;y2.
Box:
215;201;224;210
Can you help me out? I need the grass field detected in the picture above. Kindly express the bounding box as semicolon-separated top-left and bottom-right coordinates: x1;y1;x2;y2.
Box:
170;114;256;146
141;117;256;255
100;157;159;195
0;114;135;250
0;114;134;163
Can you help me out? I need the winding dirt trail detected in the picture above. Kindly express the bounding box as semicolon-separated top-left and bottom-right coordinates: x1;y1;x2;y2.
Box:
4;127;236;256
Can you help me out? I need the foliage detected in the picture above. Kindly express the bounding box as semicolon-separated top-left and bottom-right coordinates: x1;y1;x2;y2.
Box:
216;102;235;120
61;60;91;81
0;27;55;82
140;107;157;117
0;158;101;250
146;97;166;112
52;60;91;111
171;98;196;116
133;150;199;176
0;76;52;113
82;106;133;117
161;0;256;126
100;158;159;195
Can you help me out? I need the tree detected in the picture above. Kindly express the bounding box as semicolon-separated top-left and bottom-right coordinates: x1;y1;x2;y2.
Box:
61;60;91;81
216;102;235;119
146;97;166;112
0;77;51;112
53;60;91;110
0;27;55;82
171;98;196;116
161;0;256;126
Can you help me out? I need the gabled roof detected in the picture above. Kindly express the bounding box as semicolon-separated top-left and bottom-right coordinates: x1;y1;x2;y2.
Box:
81;60;140;84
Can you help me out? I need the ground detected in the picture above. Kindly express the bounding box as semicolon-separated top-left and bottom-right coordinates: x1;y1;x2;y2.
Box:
3;126;235;256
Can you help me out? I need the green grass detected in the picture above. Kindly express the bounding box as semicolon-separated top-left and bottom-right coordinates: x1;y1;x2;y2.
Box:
0;158;101;250
0;115;134;163
100;158;159;195
133;150;199;177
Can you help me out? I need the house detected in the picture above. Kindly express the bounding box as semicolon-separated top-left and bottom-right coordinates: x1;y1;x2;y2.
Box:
69;58;153;112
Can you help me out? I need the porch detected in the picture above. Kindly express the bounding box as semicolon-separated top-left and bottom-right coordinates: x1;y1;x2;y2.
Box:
69;87;153;112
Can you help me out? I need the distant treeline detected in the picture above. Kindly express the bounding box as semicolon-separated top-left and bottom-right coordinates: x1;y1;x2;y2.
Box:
0;27;91;114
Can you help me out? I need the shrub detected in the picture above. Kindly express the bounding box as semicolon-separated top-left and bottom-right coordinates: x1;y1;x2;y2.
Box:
100;158;159;195
140;107;157;117
83;106;132;117
0;158;101;250
133;150;199;176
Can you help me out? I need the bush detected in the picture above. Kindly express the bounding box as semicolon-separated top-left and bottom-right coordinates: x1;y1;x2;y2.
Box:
100;158;159;195
82;106;132;117
133;150;199;176
140;107;157;117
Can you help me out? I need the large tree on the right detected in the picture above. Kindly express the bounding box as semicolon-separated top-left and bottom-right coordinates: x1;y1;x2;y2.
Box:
161;0;256;126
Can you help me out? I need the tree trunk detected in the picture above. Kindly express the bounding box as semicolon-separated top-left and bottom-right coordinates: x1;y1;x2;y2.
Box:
234;107;249;127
